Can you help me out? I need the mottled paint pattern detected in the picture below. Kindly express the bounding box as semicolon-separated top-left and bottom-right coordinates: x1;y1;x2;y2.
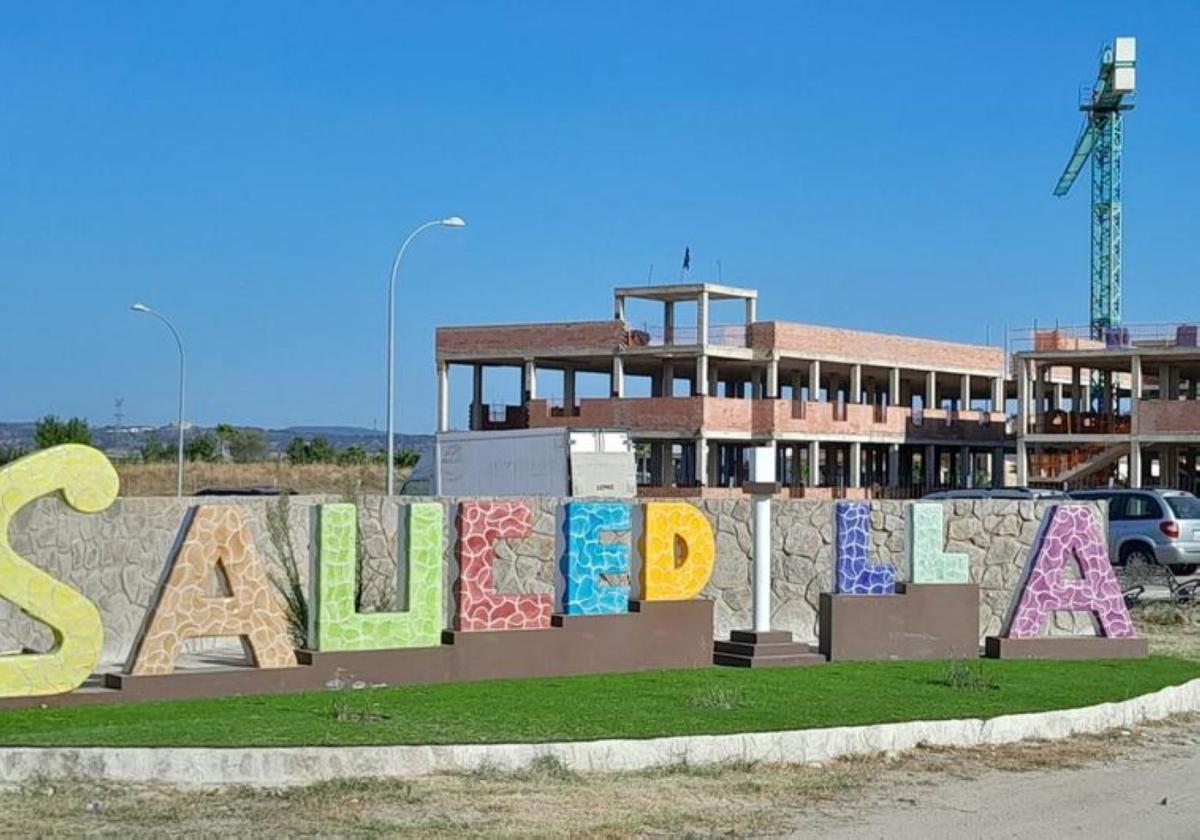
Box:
834;501;896;594
455;501;553;631
1005;504;1136;639
908;502;970;584
563;502;631;615
0;445;116;697
125;505;298;675
313;502;445;650
640;502;715;601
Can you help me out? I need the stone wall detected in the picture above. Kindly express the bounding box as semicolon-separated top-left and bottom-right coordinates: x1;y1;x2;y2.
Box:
3;495;1102;665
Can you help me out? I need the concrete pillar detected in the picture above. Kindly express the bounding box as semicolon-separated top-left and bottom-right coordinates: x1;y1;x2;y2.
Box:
709;361;719;397
744;297;757;325
992;376;1005;413
1102;371;1114;418
887;444;900;488
849;364;863;404
698;291;710;347
1053;382;1064;410
791;370;803;402
472;364;484;429
1158;363;1171;400
766;358;779;399
663;301;675;345
992;447;1005;488
656;442;673;486
926;370;937;410
960;445;972;488
662;361;675;398
437;362;450;432
1016;438;1028;486
890;367;902;406
960;374;971;411
924;444;937;490
564;365;576;414
614;294;626;322
611;355;625;398
1082;378;1093;412
695;356;708;397
1072;366;1082;413
829;373;841;404
1130;440;1143;489
849;441;862;488
1131;355;1142;435
808;360;822;401
1017;359;1030;435
523;359;538;401
808;440;821;486
1033;363;1045;419
696;437;708;486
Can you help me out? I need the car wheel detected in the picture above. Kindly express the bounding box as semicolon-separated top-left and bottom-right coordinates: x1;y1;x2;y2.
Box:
1119;544;1155;567
1169;563;1200;576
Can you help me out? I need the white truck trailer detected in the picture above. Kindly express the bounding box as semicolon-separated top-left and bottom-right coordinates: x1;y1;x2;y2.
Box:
435;428;636;498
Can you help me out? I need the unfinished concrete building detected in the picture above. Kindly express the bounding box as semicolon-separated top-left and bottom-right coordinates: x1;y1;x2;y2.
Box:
435;283;1015;497
1015;324;1200;491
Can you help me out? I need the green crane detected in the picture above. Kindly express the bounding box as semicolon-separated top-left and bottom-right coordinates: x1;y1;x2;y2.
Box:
1053;36;1137;339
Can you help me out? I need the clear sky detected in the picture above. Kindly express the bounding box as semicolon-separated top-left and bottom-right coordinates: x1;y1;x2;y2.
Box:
3;2;1198;433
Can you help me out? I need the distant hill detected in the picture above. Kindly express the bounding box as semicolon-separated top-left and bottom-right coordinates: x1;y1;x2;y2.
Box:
0;422;435;480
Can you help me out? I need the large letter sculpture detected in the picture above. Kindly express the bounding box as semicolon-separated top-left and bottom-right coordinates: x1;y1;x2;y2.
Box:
1004;504;1135;638
125;505;298;675
455;501;553;631
0;445;117;697
640;502;715;601
834;501;896;594
312;502;445;650
563;502;631;615
908;502;969;583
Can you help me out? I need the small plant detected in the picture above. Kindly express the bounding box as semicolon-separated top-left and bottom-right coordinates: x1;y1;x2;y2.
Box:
330;695;391;723
940;660;998;692
265;494;309;648
688;684;748;711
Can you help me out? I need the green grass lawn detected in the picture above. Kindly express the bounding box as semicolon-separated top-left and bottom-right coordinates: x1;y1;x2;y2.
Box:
1;657;1197;748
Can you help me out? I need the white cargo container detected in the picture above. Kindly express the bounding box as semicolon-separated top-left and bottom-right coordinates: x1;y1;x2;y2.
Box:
435;428;636;498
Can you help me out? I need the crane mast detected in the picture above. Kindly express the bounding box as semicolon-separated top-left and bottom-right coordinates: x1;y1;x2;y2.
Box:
1053;37;1136;339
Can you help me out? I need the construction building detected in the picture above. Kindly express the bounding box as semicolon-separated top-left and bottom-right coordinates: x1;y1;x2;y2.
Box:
1015;324;1200;491
435;283;1015;497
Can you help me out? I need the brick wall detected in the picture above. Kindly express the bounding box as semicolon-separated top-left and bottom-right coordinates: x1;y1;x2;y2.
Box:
754;321;1004;374
437;320;626;357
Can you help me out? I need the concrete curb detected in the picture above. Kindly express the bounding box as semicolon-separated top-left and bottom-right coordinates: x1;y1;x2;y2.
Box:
2;678;1198;787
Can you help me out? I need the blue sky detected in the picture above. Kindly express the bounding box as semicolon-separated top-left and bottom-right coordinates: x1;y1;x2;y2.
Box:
3;2;1198;433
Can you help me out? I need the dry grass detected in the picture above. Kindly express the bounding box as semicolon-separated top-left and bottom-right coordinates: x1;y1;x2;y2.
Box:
3;720;1191;838
115;462;413;496
1134;603;1200;661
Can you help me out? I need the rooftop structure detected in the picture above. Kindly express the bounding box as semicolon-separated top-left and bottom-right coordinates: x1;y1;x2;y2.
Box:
436;283;1017;498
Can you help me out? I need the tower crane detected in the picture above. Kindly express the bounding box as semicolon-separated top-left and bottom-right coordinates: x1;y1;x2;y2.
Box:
1053;36;1137;339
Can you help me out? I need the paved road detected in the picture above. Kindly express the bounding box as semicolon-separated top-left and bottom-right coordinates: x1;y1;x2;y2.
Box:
801;724;1200;838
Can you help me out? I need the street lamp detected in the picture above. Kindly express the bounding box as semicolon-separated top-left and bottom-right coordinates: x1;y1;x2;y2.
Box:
386;216;466;495
131;303;186;497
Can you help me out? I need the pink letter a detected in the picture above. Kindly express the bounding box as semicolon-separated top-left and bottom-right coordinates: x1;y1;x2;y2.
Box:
1005;505;1135;639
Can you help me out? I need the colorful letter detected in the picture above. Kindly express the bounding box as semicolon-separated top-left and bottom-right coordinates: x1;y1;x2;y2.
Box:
125;505;298;675
455;501;553;631
312;502;445;650
0;445;116;697
908;502;969;583
563;502;631;615
640;502;715;601
834;501;896;594
1004;504;1135;638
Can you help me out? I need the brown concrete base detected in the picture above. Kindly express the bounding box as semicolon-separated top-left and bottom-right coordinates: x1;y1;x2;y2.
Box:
713;630;826;668
984;635;1149;660
819;584;980;661
0;600;714;709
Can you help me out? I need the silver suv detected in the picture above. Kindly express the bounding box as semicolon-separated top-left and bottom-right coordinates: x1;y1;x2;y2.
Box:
1068;488;1200;575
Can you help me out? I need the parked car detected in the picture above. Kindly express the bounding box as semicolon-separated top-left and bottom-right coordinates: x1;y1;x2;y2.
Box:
922;487;1069;501
1067;488;1200;575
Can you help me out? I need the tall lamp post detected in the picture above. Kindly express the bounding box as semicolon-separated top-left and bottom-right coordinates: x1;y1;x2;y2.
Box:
386;216;466;495
131;303;186;497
